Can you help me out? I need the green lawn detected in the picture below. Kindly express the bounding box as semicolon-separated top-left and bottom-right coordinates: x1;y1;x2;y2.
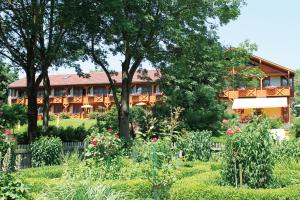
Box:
15;118;96;133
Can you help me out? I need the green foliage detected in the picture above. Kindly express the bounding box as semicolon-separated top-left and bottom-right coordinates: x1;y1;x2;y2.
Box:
0;173;31;200
180;131;212;161
170;171;300;200
85;127;122;162
0;104;27;129
31;136;63;167
222;117;275;188
274;140;300;163
39;182;127;200
59;112;71;119
292;118;300;138
293;69;300;105
2;147;16;173
16;125;89;144
94;108;118;131
0;62;17;103
48;112;57;121
224;41;266;89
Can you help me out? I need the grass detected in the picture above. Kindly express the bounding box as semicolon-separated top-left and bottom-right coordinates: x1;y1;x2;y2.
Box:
14;118;96;134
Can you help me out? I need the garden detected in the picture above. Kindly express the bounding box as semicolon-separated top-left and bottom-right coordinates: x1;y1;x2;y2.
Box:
1;105;300;200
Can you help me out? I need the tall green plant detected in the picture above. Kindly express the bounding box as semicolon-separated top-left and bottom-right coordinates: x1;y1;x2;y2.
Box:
221;117;275;188
31;136;63;167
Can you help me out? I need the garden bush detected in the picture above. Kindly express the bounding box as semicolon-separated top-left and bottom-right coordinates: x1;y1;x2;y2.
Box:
222;117;275;188
49;112;57;121
170;171;300;200
59;112;71;119
16;125;89;144
292;118;300;138
0;173;31;200
274;140;300;163
180;130;212;161
31;136;63;167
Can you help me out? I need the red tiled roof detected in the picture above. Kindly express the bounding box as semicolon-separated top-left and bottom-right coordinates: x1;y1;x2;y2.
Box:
9;69;160;88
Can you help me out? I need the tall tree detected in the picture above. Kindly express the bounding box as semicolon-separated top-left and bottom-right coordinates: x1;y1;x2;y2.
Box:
0;61;17;103
73;0;245;139
0;1;83;141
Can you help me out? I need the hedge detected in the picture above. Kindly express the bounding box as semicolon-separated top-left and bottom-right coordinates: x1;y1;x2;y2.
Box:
106;179;152;199
170;172;300;200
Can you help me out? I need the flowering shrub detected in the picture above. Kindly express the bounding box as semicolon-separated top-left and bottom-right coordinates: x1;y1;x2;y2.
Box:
221;117;275;188
85;127;122;161
0;127;16;157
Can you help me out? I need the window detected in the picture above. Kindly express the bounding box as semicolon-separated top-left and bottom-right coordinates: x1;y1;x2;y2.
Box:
73;105;82;113
37;107;43;114
262;78;270;87
18;90;26;97
93;87;106;96
155;85;160;93
54;88;65;96
281;77;288;87
73;88;82;96
53;105;63;114
290;78;293;89
11;89;17;97
37;90;43;97
136;85;152;94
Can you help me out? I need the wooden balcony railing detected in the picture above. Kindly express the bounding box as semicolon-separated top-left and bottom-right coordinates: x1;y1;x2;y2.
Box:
12;93;164;107
221;87;291;99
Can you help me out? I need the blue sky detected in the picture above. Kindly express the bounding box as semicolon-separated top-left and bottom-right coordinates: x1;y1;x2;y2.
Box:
47;0;299;75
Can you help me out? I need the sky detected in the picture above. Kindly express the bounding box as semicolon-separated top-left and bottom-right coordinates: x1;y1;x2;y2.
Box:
22;0;300;77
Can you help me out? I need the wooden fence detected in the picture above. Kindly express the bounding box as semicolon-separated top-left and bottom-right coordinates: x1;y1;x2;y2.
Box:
15;142;85;169
12;142;224;169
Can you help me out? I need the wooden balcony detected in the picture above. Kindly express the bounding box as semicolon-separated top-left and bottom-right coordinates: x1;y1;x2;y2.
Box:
50;96;63;103
221;87;291;99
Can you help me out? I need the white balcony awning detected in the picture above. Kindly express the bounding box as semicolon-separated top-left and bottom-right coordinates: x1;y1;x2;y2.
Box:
232;97;288;109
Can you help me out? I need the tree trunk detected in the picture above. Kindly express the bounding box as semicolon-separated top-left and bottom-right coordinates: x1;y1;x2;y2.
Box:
26;72;38;143
119;71;130;139
42;72;50;134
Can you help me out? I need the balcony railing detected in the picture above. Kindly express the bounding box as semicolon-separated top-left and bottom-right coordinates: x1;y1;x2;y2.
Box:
221;87;291;99
12;93;164;107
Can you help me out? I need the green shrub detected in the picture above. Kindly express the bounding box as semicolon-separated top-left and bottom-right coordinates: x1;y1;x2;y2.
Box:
292;118;300;138
59;112;71;119
170;171;300;200
268;117;283;129
49;112;57;121
0;173;31;200
94;108;118;130
31;136;63;167
222;117;275;188
180;130;212;161
88;111;103;119
16;125;89;144
274;140;300;163
39;182;127;200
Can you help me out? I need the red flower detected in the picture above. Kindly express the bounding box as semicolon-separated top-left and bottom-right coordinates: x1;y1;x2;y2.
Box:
222;119;229;125
226;129;234;135
100;136;105;140
152;136;158;142
4;129;12;135
92;140;97;146
108;128;113;133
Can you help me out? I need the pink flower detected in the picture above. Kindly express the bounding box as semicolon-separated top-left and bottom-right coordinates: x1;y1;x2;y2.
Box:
226;129;234;135
100;136;105;140
92;140;97;146
234;126;241;132
108;128;113;133
152;136;158;142
4;130;12;135
222;119;229;125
